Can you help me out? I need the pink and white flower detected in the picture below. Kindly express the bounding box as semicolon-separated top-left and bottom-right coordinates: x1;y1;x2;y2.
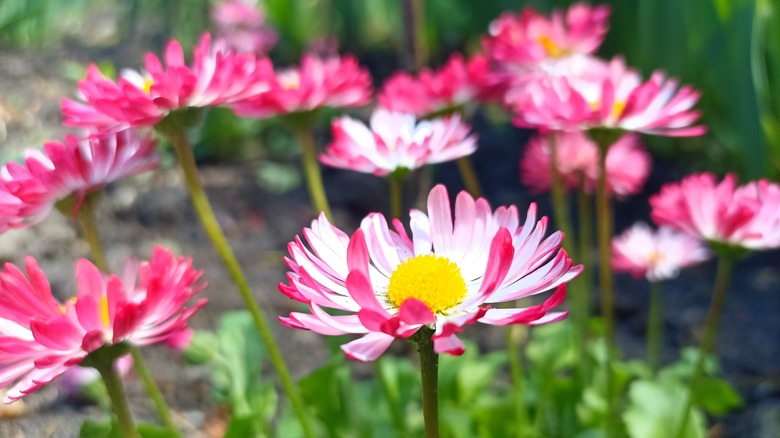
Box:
62;33;273;131
319;109;477;176
483;3;611;69
378;53;492;116
513;57;706;137
0;129;159;231
279;185;581;361
612;223;710;282
0;247;206;402
230;54;372;118
650;173;780;250
211;0;278;55
520;131;650;197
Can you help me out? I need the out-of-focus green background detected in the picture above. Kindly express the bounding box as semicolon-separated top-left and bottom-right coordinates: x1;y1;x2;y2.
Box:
1;0;777;179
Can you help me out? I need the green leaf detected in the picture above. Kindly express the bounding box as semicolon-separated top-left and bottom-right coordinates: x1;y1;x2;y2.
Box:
137;424;176;438
79;417;121;438
692;376;743;414
223;415;258;438
623;380;707;438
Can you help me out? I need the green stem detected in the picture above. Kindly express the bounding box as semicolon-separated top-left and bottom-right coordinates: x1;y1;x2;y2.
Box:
129;348;181;436
375;359;407;436
647;281;664;374
507;324;529;435
456;156;482;198
74;201;180;436
293;127;333;221
674;256;735;438
595;141;616;438
96;357;139;438
163;124;316;438
576;181;594;377
401;0;428;71
389;176;403;219
548;134;577;256
415;329;439;438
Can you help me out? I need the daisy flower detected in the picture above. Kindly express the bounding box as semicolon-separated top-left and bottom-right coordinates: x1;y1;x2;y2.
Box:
211;0;278;55
612;223;711;282
61;33;274;131
513;57;706;137
0;246;206;402
650;173;780;251
230;54;372;118
520;131;650;198
378;53;491;116
0;129;158;231
319;108;477;176
279;185;581;361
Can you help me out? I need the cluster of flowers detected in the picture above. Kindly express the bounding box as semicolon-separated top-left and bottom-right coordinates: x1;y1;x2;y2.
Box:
1;0;778;407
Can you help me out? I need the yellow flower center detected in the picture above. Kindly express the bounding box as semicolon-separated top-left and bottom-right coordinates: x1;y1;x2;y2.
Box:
279;71;301;91
645;251;664;264
610;101;626;119
99;295;110;328
142;77;154;94
537;35;563;58
386;255;467;314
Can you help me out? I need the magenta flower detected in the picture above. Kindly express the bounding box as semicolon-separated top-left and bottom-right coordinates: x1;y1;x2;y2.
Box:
378;53;491;116
0;247;206;402
650;173;780;251
483;3;611;69
230;54;372;118
211;0;278;55
520;131;650;198
61;33;273;131
279;185;581;361
612;223;710;282
0;129;158;231
319;108;477;176
513;57;706;137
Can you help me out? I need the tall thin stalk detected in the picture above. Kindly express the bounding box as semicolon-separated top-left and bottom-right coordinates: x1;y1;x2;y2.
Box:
159;120;315;438
74;198;182;437
507;324;530;435
674;256;735;438
96;355;139;438
389;175;404;219
292;126;333;221
414;329;439;438
456;156;482;198
576;181;594;378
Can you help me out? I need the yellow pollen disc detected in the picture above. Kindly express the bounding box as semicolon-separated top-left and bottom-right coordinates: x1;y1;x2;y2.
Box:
100;295;110;328
142;77;154;94
386;255;467;314
611;101;626;119
645;251;664;264
537;35;563;58
59;297;78;314
279;73;301;91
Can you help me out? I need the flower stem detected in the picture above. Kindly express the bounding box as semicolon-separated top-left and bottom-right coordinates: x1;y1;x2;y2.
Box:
415;329;439;438
401;0;428;71
647;281;664;374
456;157;482;198
162;124;316;438
389;176;403;219
74;201;181;436
674;256;735;438
129;348;181;437
548;134;577;256
576;182;594;377
595;141;616;438
507;324;529;435
95;356;139;438
293;127;333;221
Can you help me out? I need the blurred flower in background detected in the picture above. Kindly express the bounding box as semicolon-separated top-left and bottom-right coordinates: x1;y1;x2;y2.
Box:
211;0;278;56
612;223;711;282
320;108;477;177
57;354;134;403
520;131;650;198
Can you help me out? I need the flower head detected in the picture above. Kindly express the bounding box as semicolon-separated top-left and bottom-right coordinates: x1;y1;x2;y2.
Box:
378;53;491;116
650;173;780;251
0;247;206;402
230;54;372;118
279;185;581;361
319;108;477;176
520;131;650;198
513;57;706;137
211;0;278;55
612;223;710;282
62;33;273;130
0;129;159;231
483;3;611;69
